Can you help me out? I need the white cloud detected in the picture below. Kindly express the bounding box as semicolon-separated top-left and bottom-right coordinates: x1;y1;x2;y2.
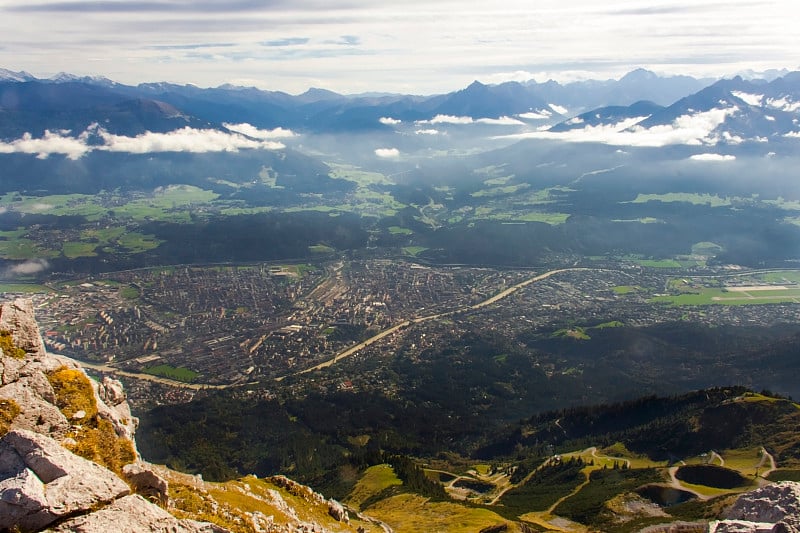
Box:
415;129;441;135
497;107;738;148
0;130;91;160
4;259;50;277
767;97;800;112
549;104;568;115
417;115;474;125
731;91;763;106
374;147;400;158
0;125;287;159
689;153;736;161
476;116;525;126
98;127;285;154
519;110;552;120
223;123;296;139
785;131;800;138
416;115;524;126
379;117;402;125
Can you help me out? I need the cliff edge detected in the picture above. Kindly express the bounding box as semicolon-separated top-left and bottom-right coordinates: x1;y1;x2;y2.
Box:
0;299;375;533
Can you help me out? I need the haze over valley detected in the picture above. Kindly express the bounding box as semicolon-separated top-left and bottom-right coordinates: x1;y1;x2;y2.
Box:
3;59;800;532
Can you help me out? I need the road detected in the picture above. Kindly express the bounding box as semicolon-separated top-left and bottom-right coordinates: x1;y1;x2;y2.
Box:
69;267;605;386
70;358;231;390
290;268;598;379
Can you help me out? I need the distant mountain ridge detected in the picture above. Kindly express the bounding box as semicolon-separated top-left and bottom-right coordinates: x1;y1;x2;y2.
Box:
0;67;721;135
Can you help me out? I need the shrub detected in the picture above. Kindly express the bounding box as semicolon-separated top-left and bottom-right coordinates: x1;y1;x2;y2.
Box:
0;398;21;436
47;366;135;474
0;330;26;359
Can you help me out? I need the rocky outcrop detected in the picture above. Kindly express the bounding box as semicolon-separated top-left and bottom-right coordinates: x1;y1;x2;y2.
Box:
0;298;227;532
48;494;229;532
0;429;130;530
709;482;800;533
0;298;374;533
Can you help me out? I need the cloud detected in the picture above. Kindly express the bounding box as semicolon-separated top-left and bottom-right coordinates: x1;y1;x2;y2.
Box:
476;116;525;126
731;91;763;106
498;107;738;148
415;129;441;135
689;153;736;161
417;115;474;125
223;123;297;139
4;259;50;277
549;104;569;115
97;127;285;153
374;148;400;158
0;130;91;160
415;115;523;126
0;125;287;158
519;110;552;120
261;37;310;47
379;117;402;125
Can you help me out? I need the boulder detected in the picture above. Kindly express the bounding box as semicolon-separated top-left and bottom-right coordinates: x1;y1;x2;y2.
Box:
0;429;129;530
122;461;169;505
725;482;800;524
0;299;47;358
48;494;230;532
0;380;71;440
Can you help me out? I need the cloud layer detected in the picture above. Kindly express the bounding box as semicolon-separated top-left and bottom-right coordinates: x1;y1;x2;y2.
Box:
499;108;739;148
2;0;797;94
0;125;288;159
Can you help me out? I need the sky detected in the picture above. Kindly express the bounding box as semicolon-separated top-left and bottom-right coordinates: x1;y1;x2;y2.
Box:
0;0;798;95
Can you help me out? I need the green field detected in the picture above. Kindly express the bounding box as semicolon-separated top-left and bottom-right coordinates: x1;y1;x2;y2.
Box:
612;286;638;295
142;364;199;382
651;287;800;306
402;246;429;257
759;270;800;284
0;283;52;294
309;244;335;254
388;226;414;235
629;193;732;207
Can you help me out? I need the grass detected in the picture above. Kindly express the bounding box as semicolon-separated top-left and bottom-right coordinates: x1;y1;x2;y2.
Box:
651;287;800;306
47;366;136;474
402;246;429;257
308;244;335;254
346;464;403;510
0;283;52;294
119;286;139;299
629;193;731;207
143;364;200;382
553;327;591;340
592;321;624;329
612;286;638;295
62;241;99;258
760;270;800;284
388;226;414;235
365;492;514;533
0;398;20;437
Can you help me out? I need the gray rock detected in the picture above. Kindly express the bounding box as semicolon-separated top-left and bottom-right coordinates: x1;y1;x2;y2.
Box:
47;494;231;532
0;465;49;530
0;299;47;358
122;461;169;505
0;429;130;530
725;482;800;524
328;498;349;523
0;381;70;440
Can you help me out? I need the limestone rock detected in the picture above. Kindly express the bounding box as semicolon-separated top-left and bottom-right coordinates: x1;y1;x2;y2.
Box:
0;299;47;358
725;482;800;524
0;464;49;530
709;520;775;532
0;380;71;440
47;494;230;532
122;461;169;505
0;429;130;530
328;498;349;523
709;482;800;533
